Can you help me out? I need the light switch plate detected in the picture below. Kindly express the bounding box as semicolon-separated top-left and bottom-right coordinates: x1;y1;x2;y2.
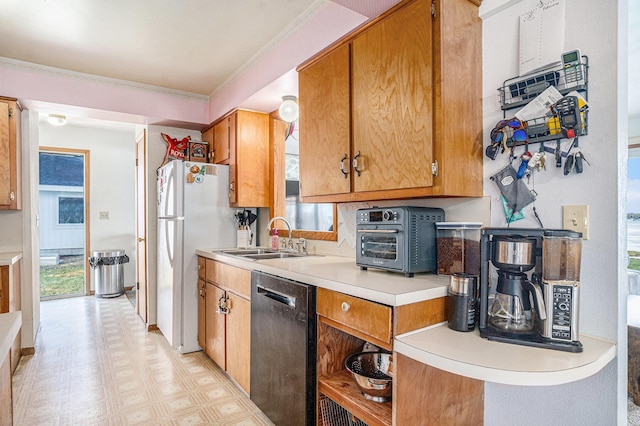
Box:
99;211;109;220
562;205;588;239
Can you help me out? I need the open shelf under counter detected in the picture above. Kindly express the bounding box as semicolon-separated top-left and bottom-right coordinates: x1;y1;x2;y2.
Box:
318;369;392;426
394;324;616;386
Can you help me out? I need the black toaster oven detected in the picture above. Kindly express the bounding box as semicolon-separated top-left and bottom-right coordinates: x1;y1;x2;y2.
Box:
355;206;444;277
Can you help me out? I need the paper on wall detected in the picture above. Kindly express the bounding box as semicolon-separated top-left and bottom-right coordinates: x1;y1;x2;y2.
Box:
519;0;565;76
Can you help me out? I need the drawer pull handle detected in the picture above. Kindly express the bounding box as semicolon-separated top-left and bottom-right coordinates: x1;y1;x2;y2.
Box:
341;302;350;312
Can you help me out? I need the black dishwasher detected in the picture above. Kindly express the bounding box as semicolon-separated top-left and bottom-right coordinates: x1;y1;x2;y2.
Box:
250;271;316;426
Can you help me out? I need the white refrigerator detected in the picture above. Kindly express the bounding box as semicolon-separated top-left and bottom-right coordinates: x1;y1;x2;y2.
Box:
157;159;236;353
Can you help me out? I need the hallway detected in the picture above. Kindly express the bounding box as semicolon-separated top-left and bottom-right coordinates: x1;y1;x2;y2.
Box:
12;295;274;425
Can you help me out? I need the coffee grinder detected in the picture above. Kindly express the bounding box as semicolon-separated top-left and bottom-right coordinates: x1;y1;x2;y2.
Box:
478;228;583;352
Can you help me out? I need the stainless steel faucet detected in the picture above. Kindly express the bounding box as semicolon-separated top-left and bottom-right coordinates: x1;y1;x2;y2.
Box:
266;216;293;250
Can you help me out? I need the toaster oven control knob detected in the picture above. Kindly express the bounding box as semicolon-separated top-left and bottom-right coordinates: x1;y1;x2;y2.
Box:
383;209;394;221
341;302;351;312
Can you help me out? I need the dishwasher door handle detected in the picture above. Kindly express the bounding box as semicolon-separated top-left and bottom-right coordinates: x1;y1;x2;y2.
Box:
257;285;296;308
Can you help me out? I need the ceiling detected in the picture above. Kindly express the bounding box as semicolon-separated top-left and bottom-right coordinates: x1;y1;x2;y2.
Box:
0;0;402;128
0;0;323;96
0;0;638;136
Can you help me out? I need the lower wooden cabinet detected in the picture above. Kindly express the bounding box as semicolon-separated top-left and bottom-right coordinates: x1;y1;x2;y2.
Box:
205;282;225;368
197;279;206;351
224;292;250;393
0;352;11;426
393;353;484;425
197;257;251;394
1;261;21;373
316;288;448;426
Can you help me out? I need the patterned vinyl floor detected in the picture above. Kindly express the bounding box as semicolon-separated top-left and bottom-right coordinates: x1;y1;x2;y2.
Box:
12;295;275;426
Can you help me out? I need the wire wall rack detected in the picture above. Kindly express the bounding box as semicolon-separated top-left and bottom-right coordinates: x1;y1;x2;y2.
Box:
496;56;589;149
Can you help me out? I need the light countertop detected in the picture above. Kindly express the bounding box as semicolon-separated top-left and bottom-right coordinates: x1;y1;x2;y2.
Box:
196;248;615;386
0;252;22;266
196;248;449;307
0;312;21;361
394;323;616;386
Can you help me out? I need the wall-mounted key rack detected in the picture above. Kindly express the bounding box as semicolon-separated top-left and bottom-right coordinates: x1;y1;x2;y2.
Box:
495;55;589;149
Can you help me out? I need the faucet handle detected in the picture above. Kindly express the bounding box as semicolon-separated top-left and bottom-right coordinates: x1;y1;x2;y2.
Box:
296;238;308;254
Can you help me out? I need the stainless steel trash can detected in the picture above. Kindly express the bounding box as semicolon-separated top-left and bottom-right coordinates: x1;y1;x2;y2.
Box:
89;250;129;298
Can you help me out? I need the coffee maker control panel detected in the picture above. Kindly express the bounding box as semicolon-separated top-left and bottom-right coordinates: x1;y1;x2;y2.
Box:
551;285;574;340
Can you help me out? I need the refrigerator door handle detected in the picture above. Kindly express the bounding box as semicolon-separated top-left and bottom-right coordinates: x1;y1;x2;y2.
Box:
164;219;175;269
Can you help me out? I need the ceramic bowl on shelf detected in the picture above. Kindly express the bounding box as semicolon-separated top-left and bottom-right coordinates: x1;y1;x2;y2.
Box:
344;351;393;403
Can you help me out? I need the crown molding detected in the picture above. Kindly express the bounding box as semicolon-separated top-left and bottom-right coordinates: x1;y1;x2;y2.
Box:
0;56;209;102
211;0;328;97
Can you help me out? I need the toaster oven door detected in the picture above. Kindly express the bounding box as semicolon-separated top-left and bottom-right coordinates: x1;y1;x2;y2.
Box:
357;226;404;270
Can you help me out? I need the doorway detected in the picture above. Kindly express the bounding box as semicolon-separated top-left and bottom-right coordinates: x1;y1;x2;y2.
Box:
38;148;90;300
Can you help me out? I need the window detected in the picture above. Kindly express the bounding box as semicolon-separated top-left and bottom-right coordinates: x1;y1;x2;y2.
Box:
58;197;84;224
285;153;334;232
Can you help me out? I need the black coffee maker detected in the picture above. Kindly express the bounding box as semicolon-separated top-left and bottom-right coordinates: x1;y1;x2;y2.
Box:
478;228;582;352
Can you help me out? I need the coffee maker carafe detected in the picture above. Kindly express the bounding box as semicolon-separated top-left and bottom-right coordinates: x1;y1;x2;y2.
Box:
479;228;583;352
487;235;545;335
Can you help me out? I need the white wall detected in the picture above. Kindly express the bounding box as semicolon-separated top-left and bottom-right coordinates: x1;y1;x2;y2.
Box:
39;122;137;291
481;0;624;423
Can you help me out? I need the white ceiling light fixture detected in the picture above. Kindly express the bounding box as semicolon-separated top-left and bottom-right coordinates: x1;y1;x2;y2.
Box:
278;95;299;122
47;114;67;126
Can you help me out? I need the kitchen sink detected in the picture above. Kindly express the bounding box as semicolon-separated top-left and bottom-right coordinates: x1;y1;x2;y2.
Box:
215;247;314;261
217;248;278;256
242;252;306;260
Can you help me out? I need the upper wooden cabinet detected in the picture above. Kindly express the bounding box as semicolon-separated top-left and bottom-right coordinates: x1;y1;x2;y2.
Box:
213;115;232;164
299;43;351;198
204;110;269;208
0;97;21;210
297;0;482;203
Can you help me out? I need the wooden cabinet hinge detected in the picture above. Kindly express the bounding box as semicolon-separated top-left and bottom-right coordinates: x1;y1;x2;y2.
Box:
431;160;438;176
431;0;436;18
8;107;12;118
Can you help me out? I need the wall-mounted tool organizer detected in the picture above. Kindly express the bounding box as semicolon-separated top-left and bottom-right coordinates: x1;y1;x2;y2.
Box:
496;55;589;149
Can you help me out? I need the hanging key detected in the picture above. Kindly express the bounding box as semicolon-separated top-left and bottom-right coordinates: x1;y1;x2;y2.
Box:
538;152;546;170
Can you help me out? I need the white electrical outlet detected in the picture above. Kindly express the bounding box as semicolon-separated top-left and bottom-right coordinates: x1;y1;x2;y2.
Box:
99;211;109;220
562;205;588;239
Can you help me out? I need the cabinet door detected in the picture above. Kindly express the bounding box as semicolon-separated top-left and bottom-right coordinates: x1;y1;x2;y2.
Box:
0;353;11;426
0;98;20;210
351;0;434;193
197;279;206;352
299;43;351;198
205;283;226;369
213;118;230;164
201;126;214;163
226;293;251;394
232;110;269;207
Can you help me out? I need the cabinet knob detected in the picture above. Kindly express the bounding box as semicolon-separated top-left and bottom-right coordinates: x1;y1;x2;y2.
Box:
341;302;350;312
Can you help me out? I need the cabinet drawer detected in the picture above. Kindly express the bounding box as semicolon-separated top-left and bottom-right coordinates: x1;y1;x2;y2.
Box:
197;256;206;279
205;258;218;283
205;259;251;299
317;287;392;345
